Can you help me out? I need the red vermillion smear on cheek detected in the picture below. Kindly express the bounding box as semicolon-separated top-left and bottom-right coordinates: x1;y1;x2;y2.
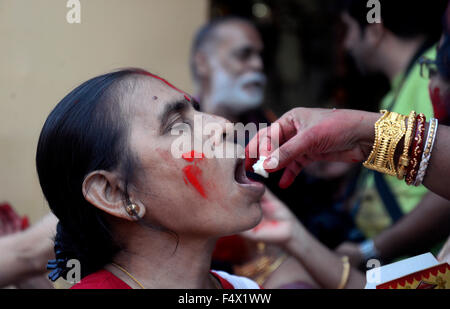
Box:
181;151;207;198
182;165;207;198
182;150;205;162
139;71;191;101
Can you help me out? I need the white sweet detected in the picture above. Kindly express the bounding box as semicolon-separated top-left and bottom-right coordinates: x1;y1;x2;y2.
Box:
252;156;269;178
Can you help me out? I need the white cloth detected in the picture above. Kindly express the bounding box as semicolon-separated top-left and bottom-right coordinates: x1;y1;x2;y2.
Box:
211;270;260;289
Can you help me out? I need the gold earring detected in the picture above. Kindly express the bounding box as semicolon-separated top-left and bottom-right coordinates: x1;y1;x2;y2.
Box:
126;203;140;217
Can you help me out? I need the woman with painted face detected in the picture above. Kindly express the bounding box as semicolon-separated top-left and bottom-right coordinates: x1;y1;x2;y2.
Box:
36;69;265;289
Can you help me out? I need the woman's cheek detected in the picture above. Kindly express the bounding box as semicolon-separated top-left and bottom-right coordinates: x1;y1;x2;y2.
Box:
156;148;224;203
181;151;211;199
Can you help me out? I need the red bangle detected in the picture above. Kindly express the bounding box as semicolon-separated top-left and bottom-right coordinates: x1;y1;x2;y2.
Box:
405;114;426;185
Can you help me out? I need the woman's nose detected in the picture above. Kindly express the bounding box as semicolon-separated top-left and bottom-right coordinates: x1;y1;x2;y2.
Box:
204;114;235;145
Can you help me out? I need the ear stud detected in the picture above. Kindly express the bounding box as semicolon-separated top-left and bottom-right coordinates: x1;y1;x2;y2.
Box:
125;203;140;217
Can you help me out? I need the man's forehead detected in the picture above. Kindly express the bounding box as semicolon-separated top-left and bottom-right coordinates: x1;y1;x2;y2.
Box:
216;22;262;47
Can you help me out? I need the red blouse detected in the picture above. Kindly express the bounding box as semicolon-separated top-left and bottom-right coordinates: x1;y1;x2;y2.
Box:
71;269;234;289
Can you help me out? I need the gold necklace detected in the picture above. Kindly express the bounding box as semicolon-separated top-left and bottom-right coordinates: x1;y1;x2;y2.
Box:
111;263;145;289
111;262;221;289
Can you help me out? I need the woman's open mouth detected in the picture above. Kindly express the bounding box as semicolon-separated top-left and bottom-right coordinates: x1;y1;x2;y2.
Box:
234;159;265;197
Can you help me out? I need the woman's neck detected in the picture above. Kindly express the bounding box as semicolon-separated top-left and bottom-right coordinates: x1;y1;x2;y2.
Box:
107;227;219;289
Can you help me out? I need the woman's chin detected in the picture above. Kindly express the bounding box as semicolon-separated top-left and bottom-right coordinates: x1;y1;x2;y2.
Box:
241;201;264;232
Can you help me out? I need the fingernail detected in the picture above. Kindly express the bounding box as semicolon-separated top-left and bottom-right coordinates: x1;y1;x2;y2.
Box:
264;157;278;169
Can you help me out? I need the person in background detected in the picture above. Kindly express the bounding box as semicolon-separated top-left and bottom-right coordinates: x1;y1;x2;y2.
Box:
242;3;450;287
335;0;449;268
190;17;270;124
191;17;312;288
243;7;450;282
190;17;358;288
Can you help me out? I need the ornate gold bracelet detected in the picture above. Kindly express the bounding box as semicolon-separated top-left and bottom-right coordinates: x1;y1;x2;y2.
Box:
397;111;416;179
363;110;407;177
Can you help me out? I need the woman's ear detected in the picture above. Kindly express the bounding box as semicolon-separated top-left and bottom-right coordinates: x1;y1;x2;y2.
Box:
82;171;145;221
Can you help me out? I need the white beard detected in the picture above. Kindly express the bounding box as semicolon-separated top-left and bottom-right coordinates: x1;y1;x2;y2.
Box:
209;63;266;114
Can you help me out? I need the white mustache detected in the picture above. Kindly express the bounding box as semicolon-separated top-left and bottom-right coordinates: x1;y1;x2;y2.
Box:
236;72;267;89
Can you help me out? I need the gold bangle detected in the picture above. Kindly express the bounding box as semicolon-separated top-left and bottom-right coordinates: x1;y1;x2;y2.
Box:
397;111;416;179
338;256;350;289
363;110;407;176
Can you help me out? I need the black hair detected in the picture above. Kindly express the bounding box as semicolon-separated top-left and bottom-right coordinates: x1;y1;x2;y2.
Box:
36;69;150;281
340;0;447;41
190;16;255;82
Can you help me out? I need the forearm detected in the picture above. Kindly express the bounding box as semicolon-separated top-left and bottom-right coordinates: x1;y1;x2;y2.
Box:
374;192;450;261
284;222;366;289
423;124;450;199
0;213;57;287
354;111;450;200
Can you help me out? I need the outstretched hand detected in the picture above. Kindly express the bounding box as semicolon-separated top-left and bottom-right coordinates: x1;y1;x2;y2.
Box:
0;203;26;236
240;189;299;247
245;108;378;188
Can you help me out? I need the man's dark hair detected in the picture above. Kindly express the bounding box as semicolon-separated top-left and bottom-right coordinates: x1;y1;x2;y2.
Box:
340;0;447;41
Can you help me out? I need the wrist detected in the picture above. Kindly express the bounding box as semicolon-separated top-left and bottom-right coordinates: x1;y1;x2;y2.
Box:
283;221;309;257
355;111;379;158
358;239;380;262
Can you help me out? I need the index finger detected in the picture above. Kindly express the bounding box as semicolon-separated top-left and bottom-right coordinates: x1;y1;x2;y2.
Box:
245;112;298;171
245;125;269;171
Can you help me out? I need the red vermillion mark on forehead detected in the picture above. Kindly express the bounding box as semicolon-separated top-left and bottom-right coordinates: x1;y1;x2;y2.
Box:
138;71;191;102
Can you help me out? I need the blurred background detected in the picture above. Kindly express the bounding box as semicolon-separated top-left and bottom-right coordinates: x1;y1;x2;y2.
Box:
0;0;208;222
0;0;392;223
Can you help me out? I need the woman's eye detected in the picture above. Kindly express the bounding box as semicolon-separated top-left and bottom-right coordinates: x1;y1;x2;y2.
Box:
169;119;191;132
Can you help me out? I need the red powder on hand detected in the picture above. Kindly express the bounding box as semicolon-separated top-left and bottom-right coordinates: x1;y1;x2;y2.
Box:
252;219;279;233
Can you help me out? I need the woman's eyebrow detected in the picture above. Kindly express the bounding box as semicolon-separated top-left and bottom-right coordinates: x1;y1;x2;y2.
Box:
159;99;190;132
